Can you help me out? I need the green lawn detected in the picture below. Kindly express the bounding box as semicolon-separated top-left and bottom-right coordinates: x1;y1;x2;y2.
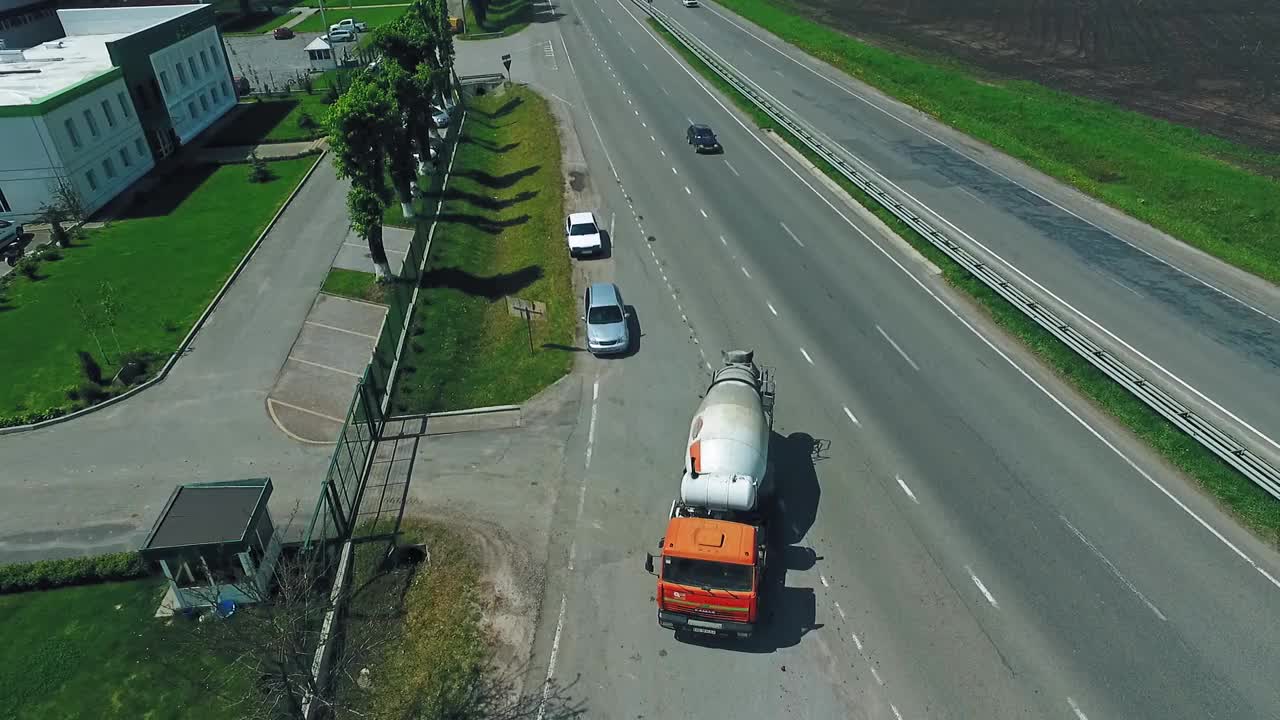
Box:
710;0;1280;284
652;21;1280;547
462;0;530;38
322;267;386;304
301;0;410;7
0;157;315;426
216;10;294;35
206;93;331;146
292;5;408;32
339;522;488;717
0;580;253;719
390;87;573;414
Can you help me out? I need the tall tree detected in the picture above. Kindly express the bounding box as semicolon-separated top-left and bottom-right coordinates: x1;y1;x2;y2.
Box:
371;14;443;176
372;62;421;220
328;78;397;280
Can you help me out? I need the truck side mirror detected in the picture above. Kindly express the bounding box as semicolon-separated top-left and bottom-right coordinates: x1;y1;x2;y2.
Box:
644;553;655;575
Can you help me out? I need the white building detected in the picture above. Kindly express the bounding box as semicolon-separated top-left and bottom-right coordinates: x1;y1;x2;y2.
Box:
0;4;235;223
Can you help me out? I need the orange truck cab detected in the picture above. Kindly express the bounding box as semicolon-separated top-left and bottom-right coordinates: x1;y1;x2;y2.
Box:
646;514;766;639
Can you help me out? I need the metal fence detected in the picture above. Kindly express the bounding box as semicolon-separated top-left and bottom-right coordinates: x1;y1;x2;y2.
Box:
639;0;1280;502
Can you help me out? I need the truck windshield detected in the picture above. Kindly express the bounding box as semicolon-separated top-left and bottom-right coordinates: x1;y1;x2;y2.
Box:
663;556;753;592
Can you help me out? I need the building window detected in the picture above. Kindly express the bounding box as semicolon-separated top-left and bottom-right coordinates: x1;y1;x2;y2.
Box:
102;157;116;179
85;169;98;192
199;49;210;73
135;138;146;158
160;71;171;93
133;83;149;110
199;94;209;112
117;92;131;118
120;146;131;167
188;101;198;119
101;99;116;127
176;63;188;86
188;57;199;80
82;109;99;137
209;45;220;65
0;186;11;213
221;80;230;98
64;118;81;148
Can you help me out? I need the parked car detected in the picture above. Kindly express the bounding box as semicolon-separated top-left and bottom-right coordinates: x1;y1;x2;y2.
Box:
687;123;722;153
431;105;450;128
583;283;631;356
0;219;24;266
565;211;604;258
327;28;355;43
272;26;294;39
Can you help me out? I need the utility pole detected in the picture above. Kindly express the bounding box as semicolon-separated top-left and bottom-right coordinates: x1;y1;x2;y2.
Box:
317;0;339;73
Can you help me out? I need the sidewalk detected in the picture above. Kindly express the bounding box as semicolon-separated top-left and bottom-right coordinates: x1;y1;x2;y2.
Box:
186;139;327;165
279;7;317;30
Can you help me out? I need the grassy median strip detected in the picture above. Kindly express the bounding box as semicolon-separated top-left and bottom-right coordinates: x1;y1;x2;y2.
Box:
390;86;573;414
706;0;1280;285
652;21;1280;545
0;579;250;719
0;157;315;426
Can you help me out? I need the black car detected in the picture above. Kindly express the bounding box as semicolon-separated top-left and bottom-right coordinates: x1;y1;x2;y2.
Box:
686;124;722;153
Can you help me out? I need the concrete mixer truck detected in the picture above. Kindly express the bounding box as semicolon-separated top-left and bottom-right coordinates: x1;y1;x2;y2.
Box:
644;350;775;639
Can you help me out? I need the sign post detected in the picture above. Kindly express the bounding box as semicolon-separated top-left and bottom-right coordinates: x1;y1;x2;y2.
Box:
507;297;546;355
501;53;512;80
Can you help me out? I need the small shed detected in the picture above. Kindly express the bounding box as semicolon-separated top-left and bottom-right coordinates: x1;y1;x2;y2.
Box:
305;36;333;71
141;478;282;613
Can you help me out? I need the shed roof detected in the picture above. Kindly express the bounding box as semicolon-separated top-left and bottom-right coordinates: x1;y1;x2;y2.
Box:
304;37;331;52
142;479;272;553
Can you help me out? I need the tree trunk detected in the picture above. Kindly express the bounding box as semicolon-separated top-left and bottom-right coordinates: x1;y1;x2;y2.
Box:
396;184;415;219
51;221;69;248
367;223;392;281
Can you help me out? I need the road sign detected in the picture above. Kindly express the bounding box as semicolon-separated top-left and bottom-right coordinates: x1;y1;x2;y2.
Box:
501;53;512;73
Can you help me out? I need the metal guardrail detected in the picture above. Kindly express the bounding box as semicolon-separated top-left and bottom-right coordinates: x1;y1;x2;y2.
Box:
640;2;1280;501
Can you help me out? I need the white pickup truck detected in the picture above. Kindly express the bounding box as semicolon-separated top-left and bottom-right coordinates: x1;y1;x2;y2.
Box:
329;18;368;35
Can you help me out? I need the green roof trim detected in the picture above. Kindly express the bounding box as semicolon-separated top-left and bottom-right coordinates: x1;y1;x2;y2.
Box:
0;66;123;118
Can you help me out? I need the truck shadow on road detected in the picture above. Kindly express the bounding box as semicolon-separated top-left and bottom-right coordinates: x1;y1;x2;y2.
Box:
677;432;826;653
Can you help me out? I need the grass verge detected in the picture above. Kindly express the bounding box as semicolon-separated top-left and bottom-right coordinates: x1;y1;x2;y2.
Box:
390;86;573;414
292;5;408;32
0;579;252;719
206;92;331;146
651;20;1280;545
706;0;1280;284
0;157;315;426
323;267;386;304
462;0;531;38
342;521;488;717
217;10;294;35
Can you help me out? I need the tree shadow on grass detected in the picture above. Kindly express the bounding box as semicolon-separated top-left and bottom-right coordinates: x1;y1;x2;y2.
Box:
463;137;522;153
438;212;531;235
420;264;542;300
472;95;524;120
455;165;540;189
445;188;539;211
109;164;219;219
206;99;300;147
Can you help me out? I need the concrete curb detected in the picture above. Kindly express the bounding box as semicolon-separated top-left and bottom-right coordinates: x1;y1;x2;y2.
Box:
0;150;330;436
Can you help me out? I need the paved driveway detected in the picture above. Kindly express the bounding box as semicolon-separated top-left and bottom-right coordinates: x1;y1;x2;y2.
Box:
0;159;352;563
224;33;328;89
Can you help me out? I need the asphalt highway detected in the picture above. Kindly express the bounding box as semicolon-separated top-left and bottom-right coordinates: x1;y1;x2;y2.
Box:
648;0;1280;466
490;1;1280;718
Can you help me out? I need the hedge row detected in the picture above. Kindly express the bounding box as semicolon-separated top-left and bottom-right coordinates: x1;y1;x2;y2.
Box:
0;551;149;594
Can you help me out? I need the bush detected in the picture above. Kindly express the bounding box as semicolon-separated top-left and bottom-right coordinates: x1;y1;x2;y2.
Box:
298;110;318;133
249;151;274;183
0;551;148;594
300;73;314;95
15;255;39;280
41;248;62;261
77;350;104;385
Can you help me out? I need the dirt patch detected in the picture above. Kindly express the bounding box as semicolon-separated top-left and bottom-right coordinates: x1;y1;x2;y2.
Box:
782;0;1280;152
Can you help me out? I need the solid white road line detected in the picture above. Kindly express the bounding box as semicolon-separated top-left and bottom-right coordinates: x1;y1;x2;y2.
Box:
876;324;920;371
895;474;919;504
304;320;378;340
843;406;861;427
966;566;999;608
537;595;568;720
800;347;814;365
1067;697;1089;720
288;355;361;378
1061;514;1166;621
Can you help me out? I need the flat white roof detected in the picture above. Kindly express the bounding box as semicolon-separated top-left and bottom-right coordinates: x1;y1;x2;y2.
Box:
0;34;127;106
